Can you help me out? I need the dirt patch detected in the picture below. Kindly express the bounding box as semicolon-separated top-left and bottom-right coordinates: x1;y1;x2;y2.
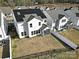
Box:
60;29;79;45
12;34;65;58
0;46;3;58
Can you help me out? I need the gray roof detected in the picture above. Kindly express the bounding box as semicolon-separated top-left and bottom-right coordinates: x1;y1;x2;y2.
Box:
65;9;79;22
40;24;48;31
0;7;12;15
46;9;69;20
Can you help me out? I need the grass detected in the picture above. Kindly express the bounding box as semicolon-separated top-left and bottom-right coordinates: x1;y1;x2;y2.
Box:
59;29;79;45
0;46;3;58
12;34;65;58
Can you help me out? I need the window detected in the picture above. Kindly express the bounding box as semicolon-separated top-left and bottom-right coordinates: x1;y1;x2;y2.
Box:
30;23;32;27
34;31;36;34
21;32;24;36
24;32;26;35
31;31;33;35
36;30;40;34
39;22;41;26
44;20;46;22
36;30;38;34
38;30;40;33
62;19;66;22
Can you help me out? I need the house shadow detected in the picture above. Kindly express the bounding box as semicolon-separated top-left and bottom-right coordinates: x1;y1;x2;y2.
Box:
8;23;18;39
2;40;10;58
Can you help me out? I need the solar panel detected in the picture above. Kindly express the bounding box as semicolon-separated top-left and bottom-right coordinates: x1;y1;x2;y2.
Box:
13;9;47;22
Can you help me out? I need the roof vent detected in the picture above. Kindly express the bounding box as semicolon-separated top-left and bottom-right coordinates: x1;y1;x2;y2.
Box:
17;12;21;15
17;7;21;9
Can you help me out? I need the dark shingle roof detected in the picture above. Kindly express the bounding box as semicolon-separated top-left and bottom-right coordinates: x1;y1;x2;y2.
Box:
46;10;69;20
13;9;46;22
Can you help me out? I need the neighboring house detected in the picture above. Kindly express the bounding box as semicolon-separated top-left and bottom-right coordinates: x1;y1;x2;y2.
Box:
0;7;12;16
0;10;8;41
43;9;69;31
13;9;50;38
0;7;14;23
65;9;79;26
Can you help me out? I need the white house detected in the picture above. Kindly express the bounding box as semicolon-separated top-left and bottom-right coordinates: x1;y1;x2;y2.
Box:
65;9;79;26
0;10;8;41
43;9;69;31
13;9;50;38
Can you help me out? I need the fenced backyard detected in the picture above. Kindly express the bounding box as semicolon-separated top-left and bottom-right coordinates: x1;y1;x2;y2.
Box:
12;34;79;59
14;48;79;59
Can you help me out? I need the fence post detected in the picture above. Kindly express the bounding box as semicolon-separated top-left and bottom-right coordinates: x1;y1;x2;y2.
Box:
9;36;12;59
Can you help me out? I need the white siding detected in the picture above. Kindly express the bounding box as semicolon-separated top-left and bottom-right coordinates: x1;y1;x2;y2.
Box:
17;22;25;38
1;12;8;40
0;28;3;40
28;18;42;37
77;19;79;26
0;12;9;41
58;17;68;30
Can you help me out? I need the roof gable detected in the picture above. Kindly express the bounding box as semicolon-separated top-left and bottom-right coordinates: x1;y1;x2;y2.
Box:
40;24;48;31
26;15;35;22
58;14;65;19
